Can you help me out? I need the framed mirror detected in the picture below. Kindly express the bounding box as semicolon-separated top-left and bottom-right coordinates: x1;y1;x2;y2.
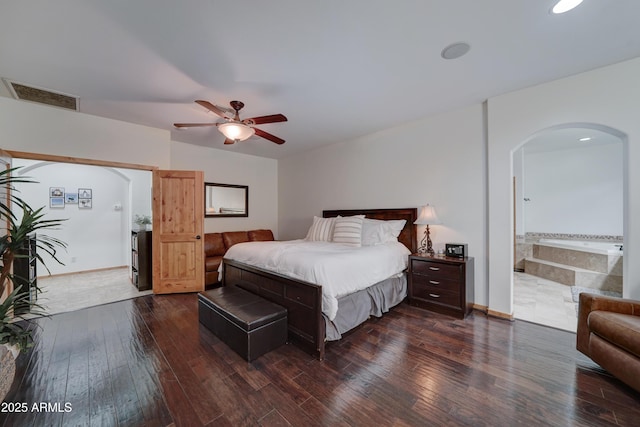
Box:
205;182;248;217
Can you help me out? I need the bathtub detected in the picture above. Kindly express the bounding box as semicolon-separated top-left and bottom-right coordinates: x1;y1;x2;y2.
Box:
537;239;623;256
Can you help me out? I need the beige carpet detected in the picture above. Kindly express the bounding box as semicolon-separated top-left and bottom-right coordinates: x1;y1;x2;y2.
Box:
28;267;152;317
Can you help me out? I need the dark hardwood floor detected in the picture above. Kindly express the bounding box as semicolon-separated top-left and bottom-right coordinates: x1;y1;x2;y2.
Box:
2;293;639;426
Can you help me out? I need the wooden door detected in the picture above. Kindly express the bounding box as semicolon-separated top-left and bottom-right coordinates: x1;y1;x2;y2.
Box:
152;170;204;294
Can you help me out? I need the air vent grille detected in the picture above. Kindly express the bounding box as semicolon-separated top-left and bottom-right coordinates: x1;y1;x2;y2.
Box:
4;80;78;111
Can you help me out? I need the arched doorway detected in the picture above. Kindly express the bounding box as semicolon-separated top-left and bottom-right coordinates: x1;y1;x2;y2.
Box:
13;158;153;314
511;124;626;331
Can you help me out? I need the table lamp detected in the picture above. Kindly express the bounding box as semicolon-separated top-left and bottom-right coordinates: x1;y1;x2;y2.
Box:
414;204;441;256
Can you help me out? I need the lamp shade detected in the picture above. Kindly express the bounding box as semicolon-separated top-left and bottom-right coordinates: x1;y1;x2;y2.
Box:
414;204;442;225
218;122;255;141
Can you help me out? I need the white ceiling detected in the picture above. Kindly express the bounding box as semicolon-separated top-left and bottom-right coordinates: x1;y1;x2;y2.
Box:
1;1;639;159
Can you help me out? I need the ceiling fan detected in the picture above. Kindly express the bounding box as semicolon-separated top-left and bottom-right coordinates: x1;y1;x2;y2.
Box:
174;100;288;145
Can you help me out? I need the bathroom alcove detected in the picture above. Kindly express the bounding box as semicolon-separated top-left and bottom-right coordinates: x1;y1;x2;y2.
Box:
13;159;152;275
510;123;627;329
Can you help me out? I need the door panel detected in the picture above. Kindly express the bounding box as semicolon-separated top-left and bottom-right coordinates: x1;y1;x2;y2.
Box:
152;170;204;294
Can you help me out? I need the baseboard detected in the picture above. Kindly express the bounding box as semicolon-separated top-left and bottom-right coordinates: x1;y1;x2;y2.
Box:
473;303;488;313
43;265;128;278
487;308;514;321
473;304;514;320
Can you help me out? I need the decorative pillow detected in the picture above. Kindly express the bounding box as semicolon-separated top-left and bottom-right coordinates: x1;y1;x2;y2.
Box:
361;218;406;246
305;216;336;241
332;215;364;247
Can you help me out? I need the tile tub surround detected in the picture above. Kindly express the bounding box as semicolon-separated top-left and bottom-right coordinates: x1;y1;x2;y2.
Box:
533;242;622;275
516;234;623;267
523;240;623;293
514;238;532;271
523;232;623;242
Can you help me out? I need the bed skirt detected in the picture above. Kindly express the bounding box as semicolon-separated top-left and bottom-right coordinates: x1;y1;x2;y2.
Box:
324;274;407;341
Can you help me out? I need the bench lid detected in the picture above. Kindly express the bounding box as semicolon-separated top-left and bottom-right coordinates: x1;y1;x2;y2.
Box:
199;286;286;331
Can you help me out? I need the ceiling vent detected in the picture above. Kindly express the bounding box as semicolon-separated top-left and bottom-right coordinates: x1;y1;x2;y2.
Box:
3;79;78;111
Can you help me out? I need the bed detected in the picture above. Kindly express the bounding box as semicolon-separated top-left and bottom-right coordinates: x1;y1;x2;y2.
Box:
221;208;417;359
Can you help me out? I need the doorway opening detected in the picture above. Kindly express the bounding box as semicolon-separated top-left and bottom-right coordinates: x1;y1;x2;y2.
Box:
511;125;625;332
10;153;154;316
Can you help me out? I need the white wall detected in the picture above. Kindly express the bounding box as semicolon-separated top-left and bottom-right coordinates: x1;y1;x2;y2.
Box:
488;57;640;314
279;104;488;305
524;143;623;235
124;168;153;227
0;96;171;168
169;141;279;235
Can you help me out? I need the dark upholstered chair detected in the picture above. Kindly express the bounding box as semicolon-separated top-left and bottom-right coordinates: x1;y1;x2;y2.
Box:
577;292;640;392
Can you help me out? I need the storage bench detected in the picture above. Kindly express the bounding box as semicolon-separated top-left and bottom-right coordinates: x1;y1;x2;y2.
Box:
198;285;287;361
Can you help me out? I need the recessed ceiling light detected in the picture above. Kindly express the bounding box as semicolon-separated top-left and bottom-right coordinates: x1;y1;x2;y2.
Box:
579;137;592;142
441;42;471;60
551;0;584;14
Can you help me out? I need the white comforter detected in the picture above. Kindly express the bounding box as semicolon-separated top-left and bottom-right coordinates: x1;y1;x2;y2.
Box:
221;239;410;320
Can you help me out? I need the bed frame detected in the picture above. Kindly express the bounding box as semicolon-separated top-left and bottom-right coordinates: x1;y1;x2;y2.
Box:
222;208;418;359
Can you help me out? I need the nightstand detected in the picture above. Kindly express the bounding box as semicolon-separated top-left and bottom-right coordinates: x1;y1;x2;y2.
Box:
408;254;474;319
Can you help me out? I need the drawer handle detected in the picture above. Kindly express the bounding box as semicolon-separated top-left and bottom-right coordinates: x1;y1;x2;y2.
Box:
429;293;441;298
429;267;440;271
429;280;440;285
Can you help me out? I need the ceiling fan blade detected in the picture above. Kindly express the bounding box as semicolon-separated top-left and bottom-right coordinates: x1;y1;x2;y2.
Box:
174;123;218;128
254;128;285;145
243;114;288;125
195;100;230;118
224;138;235;145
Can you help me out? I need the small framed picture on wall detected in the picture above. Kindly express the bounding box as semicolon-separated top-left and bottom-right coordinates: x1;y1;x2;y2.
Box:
50;187;64;197
50;197;65;208
65;193;78;204
79;198;92;209
78;188;92;199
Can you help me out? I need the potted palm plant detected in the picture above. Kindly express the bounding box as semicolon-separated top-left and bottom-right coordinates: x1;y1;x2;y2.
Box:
0;167;66;400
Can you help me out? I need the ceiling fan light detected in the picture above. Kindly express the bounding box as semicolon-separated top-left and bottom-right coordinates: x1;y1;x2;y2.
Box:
218;122;255;141
551;0;583;14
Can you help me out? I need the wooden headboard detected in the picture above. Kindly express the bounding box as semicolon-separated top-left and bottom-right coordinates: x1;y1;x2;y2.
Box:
323;208;418;254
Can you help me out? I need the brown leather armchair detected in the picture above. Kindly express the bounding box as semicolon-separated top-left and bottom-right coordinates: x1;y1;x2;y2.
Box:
577;292;640;392
204;229;274;286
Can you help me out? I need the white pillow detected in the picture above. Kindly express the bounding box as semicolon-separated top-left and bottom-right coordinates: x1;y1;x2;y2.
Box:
361;218;406;246
305;216;336;241
332;215;364;247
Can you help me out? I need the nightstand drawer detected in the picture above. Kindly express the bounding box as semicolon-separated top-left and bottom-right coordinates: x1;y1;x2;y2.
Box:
411;285;460;309
411;260;461;281
411;275;460;293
